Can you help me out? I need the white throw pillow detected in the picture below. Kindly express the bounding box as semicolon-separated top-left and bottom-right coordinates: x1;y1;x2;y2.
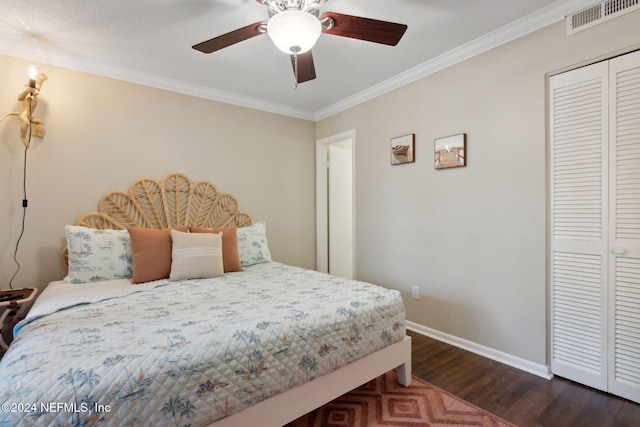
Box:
169;230;224;281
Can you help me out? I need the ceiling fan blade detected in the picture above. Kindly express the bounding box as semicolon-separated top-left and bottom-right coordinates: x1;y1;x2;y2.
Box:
192;22;266;54
320;12;407;46
290;51;316;84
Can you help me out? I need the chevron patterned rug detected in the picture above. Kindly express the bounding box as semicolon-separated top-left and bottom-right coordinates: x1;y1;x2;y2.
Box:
287;370;517;427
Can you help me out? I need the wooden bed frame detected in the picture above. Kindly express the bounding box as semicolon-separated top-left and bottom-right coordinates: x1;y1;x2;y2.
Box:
214;336;411;426
63;172;413;426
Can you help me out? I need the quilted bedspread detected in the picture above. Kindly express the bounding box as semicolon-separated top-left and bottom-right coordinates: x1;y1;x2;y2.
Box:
0;262;405;427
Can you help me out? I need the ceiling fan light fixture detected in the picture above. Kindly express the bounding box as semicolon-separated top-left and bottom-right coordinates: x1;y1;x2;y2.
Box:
267;10;321;54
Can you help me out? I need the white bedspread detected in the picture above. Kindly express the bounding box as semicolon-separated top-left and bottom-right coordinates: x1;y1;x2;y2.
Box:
0;262;405;426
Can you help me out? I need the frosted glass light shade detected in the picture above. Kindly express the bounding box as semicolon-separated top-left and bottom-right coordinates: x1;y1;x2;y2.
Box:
267;10;321;54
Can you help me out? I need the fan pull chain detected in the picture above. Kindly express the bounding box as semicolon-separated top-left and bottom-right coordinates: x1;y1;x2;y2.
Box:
293;54;298;89
291;46;301;89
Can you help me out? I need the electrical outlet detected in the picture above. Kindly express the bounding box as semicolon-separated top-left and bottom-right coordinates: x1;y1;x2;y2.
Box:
411;286;420;300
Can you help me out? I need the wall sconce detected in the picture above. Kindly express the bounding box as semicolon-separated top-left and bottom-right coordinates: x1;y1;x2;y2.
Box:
0;65;48;148
1;66;48;291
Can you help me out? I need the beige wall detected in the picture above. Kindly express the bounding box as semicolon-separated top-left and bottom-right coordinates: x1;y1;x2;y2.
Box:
0;55;316;290
316;12;640;366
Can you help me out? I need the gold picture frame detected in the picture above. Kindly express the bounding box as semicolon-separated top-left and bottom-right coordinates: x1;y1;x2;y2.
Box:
434;133;466;169
390;134;415;165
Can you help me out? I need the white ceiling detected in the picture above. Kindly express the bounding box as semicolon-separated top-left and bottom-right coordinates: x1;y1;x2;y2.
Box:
0;0;595;120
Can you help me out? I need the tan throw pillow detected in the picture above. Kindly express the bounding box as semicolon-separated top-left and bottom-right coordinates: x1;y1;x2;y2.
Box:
189;226;242;272
128;226;188;284
169;229;224;281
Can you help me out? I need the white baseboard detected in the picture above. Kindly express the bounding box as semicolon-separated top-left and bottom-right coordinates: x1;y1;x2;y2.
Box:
406;321;552;380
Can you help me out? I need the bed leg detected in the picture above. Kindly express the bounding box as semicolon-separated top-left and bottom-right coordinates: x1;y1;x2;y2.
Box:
397;361;412;387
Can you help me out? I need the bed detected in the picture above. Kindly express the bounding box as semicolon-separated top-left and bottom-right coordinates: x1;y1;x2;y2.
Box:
0;173;411;427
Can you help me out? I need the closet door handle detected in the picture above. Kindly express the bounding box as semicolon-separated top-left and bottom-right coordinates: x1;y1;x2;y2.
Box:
611;247;627;256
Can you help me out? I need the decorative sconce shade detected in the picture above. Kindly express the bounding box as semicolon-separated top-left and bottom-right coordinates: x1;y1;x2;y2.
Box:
267;10;322;54
28;65;37;88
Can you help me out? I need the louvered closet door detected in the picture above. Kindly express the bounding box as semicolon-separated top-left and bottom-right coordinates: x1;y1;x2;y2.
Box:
608;50;640;403
549;61;609;391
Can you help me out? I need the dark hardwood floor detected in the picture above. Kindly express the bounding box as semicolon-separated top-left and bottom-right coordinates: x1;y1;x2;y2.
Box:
408;330;640;427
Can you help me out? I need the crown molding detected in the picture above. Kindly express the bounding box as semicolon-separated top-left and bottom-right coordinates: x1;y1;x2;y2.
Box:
0;50;316;121
313;0;597;121
120;69;317;121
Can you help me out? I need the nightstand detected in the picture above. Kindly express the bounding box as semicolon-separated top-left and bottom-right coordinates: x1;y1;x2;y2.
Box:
0;288;38;350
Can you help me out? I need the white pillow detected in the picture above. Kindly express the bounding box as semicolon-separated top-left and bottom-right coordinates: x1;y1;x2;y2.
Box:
236;221;272;267
169;230;224;281
64;225;133;284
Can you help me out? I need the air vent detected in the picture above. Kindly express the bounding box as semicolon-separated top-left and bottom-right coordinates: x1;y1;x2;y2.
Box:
566;0;640;35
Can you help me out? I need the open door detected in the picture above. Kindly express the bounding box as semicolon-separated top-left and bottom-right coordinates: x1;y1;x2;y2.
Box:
316;131;355;279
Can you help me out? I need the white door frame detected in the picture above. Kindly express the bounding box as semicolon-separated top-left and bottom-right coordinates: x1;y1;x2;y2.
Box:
316;130;356;276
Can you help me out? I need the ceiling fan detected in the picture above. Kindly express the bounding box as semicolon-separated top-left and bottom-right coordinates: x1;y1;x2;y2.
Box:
192;0;408;86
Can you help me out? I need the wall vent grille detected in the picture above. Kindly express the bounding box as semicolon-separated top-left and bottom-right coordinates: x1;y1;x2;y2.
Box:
566;0;640;35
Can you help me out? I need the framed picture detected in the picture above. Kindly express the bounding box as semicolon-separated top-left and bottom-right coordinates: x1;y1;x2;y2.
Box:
390;134;415;165
434;133;466;169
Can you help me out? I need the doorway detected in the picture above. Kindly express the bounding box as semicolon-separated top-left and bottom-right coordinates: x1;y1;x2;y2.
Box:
316;130;355;279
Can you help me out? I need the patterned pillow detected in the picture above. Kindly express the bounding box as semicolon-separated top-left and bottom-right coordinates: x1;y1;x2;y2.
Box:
236;221;272;267
64;225;133;283
169;229;224;281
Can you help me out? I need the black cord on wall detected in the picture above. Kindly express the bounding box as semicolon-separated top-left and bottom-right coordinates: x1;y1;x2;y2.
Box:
7;97;32;290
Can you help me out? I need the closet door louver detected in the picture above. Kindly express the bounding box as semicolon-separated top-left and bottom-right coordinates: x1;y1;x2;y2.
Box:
550;50;640;403
550;62;609;391
608;51;640;403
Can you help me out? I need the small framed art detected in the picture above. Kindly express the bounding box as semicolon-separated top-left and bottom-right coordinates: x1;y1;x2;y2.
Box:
390;134;415;165
434;133;466;169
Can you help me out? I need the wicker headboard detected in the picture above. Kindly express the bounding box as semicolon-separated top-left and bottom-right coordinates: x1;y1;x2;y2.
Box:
62;173;253;267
